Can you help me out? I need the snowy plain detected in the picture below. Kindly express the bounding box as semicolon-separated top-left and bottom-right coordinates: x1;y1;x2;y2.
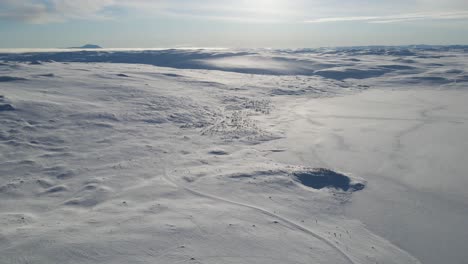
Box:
1;46;467;264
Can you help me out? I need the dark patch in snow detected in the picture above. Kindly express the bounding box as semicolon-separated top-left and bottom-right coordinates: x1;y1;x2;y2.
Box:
36;73;55;77
43;185;69;194
208;150;229;155
0;94;14;110
427;63;445;67
163;73;183;77
377;65;416;70
314;68;390;80
36;179;54;188
393;58;417;64
56;171;75;179
271;88;308;96
0;76;27;82
457;76;468;83
408;76;453;84
117;73;129;77
269;149;286;153
0;104;15;111
445;69;463;74
293;168;365;192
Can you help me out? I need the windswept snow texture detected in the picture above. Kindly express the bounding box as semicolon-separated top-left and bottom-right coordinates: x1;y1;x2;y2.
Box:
1;46;468;264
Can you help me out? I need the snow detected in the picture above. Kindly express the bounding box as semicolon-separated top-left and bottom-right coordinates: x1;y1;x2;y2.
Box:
1;46;467;264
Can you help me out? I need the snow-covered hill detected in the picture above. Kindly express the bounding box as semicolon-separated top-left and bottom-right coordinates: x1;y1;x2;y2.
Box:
1;47;467;264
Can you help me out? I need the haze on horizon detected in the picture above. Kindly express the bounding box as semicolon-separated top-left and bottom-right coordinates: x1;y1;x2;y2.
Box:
1;0;468;48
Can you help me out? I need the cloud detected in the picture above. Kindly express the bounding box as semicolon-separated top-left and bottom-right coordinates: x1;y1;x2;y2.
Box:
52;0;115;17
0;0;53;23
0;0;304;24
305;16;379;23
0;0;116;23
117;0;301;23
1;0;468;24
305;11;468;24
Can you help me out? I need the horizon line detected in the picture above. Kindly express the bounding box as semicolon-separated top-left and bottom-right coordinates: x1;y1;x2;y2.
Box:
1;44;468;53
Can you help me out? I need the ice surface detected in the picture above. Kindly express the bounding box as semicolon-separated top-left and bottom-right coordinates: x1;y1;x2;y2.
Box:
1;46;467;264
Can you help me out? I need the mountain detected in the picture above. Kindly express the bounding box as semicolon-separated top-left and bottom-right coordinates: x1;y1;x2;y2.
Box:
69;44;102;49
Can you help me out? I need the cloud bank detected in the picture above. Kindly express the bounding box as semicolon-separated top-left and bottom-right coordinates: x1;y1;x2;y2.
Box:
305;11;468;24
0;0;467;24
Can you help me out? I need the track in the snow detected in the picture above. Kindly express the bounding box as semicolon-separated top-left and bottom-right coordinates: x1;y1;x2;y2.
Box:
162;168;356;264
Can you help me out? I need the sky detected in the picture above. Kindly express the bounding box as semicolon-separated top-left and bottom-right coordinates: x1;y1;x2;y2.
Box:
1;0;468;48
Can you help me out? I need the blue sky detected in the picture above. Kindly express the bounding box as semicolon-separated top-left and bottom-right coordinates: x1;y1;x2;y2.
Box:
1;0;468;48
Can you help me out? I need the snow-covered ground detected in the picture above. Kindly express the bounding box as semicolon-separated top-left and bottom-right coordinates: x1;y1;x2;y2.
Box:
1;46;467;264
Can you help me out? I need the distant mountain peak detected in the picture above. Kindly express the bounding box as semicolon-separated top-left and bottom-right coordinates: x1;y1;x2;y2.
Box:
70;44;102;49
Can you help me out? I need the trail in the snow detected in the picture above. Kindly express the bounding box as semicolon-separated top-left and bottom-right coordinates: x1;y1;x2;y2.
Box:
161;167;356;264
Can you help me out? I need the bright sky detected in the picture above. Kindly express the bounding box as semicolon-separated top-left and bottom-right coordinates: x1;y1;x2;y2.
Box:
1;0;468;48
